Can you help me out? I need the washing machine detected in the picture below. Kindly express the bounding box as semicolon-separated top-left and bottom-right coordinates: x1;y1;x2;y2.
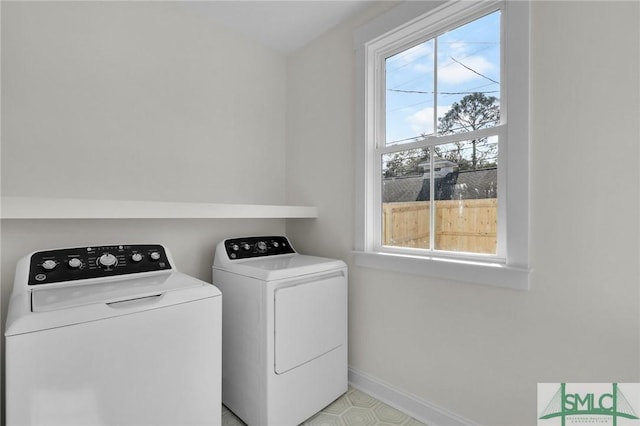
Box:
5;244;222;426
212;236;347;426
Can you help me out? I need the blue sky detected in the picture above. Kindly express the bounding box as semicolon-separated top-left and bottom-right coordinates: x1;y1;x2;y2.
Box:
385;10;501;145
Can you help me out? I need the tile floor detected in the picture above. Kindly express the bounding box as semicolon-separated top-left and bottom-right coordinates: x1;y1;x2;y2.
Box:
221;387;427;426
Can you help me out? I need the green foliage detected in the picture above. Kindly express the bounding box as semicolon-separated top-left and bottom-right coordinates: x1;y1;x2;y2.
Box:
383;148;427;178
437;92;500;170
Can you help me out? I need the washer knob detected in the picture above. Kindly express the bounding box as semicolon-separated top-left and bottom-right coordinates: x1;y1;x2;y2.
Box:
231;244;240;252
242;243;251;251
131;253;143;262
150;251;161;261
68;258;82;269
272;241;280;248
98;253;118;267
42;260;57;271
256;241;267;252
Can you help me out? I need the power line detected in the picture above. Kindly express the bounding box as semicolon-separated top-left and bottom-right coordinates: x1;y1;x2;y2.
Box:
387;44;498;91
448;56;499;85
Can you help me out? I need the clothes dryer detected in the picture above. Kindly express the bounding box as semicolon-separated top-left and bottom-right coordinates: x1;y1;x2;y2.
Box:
212;236;347;426
5;244;222;426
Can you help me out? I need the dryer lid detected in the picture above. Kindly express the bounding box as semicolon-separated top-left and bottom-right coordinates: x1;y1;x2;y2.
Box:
214;254;346;281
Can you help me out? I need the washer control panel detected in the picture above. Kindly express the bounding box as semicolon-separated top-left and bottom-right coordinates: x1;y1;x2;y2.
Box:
28;244;171;285
223;236;295;260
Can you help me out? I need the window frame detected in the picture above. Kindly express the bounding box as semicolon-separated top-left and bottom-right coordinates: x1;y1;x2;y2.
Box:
354;0;530;290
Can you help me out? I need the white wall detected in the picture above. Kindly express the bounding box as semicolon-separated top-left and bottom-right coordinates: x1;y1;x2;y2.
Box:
286;1;640;425
1;2;290;421
1;1;287;204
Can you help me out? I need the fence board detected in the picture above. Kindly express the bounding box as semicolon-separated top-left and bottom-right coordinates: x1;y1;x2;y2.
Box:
382;199;497;254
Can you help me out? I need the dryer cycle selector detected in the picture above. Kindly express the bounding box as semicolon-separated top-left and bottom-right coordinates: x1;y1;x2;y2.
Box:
223;236;295;260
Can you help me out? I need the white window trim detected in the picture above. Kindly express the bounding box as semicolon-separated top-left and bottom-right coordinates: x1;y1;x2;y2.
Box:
354;0;530;290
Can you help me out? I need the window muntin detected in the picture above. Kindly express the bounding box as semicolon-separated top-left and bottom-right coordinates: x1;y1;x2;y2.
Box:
377;8;503;258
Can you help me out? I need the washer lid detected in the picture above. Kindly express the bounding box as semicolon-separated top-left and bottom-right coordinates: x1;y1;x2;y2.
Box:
215;254;346;281
31;272;201;313
6;272;221;336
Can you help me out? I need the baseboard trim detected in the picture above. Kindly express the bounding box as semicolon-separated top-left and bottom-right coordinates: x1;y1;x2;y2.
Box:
348;367;479;426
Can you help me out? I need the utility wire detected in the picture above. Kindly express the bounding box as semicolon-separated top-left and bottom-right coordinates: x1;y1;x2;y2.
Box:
388;89;499;95
448;56;499;85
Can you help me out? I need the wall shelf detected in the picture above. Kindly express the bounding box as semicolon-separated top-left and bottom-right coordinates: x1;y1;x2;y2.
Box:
1;197;318;220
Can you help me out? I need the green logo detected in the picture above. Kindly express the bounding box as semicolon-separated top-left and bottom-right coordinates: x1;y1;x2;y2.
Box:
539;383;639;426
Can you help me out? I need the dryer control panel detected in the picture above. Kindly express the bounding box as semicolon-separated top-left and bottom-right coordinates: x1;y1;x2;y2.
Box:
28;244;172;285
223;236;295;260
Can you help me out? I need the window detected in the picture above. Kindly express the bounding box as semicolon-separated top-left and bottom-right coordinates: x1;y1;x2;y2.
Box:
354;1;530;289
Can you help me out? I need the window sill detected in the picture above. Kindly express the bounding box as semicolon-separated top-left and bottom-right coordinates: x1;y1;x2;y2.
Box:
352;251;529;290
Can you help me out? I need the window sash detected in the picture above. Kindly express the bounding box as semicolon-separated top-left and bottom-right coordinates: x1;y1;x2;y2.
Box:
376;5;504;150
370;4;506;261
373;126;505;260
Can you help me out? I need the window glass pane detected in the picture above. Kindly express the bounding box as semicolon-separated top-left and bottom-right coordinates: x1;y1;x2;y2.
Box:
382;148;430;249
385;40;434;146
436;11;501;135
433;137;498;254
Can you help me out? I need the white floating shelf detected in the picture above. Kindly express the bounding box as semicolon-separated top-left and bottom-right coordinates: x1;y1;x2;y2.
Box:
1;197;318;220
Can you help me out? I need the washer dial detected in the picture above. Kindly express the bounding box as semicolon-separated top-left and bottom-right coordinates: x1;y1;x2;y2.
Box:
98;253;118;268
68;258;82;269
42;260;57;271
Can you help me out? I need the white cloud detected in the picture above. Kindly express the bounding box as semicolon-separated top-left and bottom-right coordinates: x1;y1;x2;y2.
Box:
407;107;434;136
406;104;453;136
388;41;433;74
413;63;432;73
438;55;494;85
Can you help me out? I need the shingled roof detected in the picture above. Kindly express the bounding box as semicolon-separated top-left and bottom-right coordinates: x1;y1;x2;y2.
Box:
382;167;497;203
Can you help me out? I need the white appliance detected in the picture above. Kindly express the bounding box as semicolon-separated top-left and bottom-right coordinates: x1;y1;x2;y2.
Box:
212;236;348;426
5;244;222;426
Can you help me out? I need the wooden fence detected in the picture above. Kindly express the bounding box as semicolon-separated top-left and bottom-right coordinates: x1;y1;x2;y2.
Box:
382;199;497;254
